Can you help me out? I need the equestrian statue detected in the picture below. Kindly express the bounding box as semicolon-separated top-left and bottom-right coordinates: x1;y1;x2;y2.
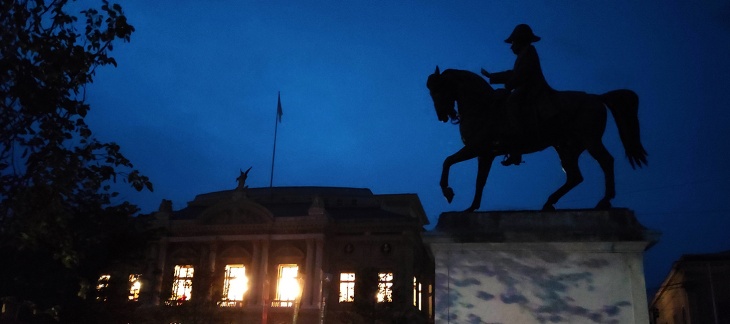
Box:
426;24;647;212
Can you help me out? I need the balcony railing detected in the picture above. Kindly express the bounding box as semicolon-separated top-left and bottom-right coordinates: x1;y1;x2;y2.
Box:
218;300;245;307
270;300;295;307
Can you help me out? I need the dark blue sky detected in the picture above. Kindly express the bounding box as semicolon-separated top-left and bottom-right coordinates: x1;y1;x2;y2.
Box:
81;1;730;296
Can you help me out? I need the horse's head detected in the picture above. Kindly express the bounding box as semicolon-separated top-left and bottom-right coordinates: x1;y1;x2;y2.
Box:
427;66;458;123
427;67;497;124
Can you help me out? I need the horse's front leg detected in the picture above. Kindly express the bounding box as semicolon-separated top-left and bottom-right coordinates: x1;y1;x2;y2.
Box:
465;154;495;212
441;146;480;204
440;157;456;203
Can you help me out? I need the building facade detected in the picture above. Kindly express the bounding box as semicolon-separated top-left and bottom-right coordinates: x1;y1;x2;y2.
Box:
650;251;730;324
102;186;434;323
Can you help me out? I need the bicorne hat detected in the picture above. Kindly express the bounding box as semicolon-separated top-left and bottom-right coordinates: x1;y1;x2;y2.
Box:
505;24;540;43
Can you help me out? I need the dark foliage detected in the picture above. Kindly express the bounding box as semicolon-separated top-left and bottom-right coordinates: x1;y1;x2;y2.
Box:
0;0;154;321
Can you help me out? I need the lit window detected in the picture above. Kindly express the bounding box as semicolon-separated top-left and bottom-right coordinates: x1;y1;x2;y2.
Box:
428;284;433;316
415;278;423;310
418;282;423;309
128;274;142;301
169;265;194;305
413;277;418;307
273;264;299;307
376;272;393;303
339;272;355;303
220;264;248;307
413;277;424;309
96;274;111;301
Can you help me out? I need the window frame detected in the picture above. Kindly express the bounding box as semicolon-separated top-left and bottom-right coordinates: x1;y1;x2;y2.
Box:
128;274;142;302
168;265;194;305
219;264;248;307
96;274;111;302
272;263;300;307
338;272;356;303
376;272;394;303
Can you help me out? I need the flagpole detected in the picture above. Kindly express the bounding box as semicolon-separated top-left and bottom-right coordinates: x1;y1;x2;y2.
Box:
270;92;282;188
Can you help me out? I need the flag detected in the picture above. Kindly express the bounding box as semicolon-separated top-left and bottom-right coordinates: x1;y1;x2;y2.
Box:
271;91;283;187
277;92;283;123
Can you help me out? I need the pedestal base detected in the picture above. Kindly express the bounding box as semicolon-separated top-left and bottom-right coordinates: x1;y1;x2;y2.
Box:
425;209;659;324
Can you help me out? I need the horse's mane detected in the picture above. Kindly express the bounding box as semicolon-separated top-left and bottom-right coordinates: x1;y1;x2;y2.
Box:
442;69;494;94
427;67;500;125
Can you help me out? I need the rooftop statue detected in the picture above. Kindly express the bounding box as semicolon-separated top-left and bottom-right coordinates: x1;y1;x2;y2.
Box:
426;24;647;212
236;167;252;190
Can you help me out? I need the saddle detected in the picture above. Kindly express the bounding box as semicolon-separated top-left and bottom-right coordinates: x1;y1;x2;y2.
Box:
494;90;557;141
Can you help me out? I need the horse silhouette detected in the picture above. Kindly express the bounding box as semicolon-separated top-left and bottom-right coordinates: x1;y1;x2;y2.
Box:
426;67;647;211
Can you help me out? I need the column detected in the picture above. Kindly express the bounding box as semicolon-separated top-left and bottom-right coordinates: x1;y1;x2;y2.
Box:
151;238;168;306
197;245;209;303
259;240;270;306
304;239;315;306
313;239;324;308
207;240;218;302
251;240;261;306
260;240;271;324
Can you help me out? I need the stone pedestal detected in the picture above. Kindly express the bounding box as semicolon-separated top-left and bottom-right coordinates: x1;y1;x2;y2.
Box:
425;209;659;324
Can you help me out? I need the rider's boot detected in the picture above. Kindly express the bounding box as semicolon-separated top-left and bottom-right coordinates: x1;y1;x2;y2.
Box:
501;126;524;166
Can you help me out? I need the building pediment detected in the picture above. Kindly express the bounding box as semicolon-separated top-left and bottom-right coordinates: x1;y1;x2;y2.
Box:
198;198;274;225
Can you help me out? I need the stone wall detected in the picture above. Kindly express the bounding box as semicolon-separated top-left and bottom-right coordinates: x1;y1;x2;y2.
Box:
426;209;659;324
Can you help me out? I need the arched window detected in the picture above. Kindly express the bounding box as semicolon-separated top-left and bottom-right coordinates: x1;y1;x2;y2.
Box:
273;264;300;307
218;245;252;307
220;264;248;307
169;265;194;305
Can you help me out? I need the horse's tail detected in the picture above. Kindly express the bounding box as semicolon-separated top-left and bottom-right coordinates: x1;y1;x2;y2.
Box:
600;89;648;169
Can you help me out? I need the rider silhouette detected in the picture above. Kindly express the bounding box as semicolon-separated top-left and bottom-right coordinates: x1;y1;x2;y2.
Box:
482;24;553;166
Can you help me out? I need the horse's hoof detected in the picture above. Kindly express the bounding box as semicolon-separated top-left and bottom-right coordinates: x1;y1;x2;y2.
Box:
442;187;455;203
595;200;612;210
542;204;556;211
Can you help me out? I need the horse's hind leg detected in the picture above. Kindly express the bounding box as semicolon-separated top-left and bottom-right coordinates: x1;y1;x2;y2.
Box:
587;141;615;209
543;147;583;211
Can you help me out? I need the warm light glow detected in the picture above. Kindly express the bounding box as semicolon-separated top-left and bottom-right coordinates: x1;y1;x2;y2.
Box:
97;274;110;291
169;265;194;304
220;264;248;307
339;272;355;303
428;284;433;316
274;264;299;307
376;272;393;303
128;274;142;301
96;274;111;301
413;277;423;309
413;277;417;307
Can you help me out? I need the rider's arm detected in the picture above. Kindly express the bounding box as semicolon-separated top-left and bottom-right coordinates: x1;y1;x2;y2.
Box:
488;70;512;85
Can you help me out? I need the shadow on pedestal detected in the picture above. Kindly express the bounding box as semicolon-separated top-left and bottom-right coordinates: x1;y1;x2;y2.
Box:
424;209;660;324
